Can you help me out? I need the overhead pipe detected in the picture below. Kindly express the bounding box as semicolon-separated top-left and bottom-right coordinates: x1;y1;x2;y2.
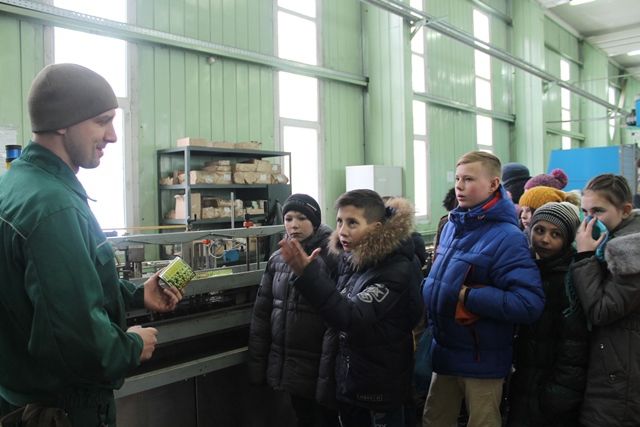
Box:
360;0;629;115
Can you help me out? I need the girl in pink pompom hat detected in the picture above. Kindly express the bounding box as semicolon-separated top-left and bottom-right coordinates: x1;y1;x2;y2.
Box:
524;168;568;190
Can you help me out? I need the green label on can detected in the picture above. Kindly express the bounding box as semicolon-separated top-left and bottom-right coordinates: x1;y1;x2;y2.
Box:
159;257;196;291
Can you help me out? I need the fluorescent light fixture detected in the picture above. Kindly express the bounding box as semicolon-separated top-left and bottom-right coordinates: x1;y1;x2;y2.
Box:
628;50;640;57
570;0;596;5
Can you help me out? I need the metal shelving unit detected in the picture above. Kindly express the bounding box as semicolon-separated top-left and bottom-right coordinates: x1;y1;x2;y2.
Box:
157;146;291;230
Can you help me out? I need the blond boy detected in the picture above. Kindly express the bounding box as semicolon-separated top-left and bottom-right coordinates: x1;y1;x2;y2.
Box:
422;152;544;427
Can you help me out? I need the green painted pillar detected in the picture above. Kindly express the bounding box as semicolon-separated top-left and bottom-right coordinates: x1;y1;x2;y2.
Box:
512;0;545;173
363;6;414;195
580;43;609;147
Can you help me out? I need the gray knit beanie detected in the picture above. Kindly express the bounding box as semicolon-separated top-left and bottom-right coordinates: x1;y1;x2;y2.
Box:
28;63;118;132
530;202;580;246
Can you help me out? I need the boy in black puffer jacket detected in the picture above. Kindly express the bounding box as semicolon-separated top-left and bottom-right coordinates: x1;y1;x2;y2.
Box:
279;189;424;427
248;194;340;427
507;202;588;427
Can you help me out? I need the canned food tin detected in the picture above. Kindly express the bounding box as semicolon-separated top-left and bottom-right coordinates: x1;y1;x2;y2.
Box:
159;257;196;291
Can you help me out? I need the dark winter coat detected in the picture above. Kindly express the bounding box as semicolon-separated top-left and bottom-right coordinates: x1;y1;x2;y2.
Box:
423;187;545;379
248;224;339;405
571;212;640;427
507;248;588;427
293;197;424;410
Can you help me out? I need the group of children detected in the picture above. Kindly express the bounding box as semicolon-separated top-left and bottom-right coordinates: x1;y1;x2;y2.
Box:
248;150;640;427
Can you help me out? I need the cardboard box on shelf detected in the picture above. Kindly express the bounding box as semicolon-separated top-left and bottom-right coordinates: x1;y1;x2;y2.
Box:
202;197;240;208
255;159;272;173
204;160;231;167
174;193;202;219
177;137;210;147
210;141;235;149
271;164;282;174
188;170;232;184
159;175;174;185
201;207;216;219
271;173;289;184
233;171;271;184
255;173;270;184
202;164;232;172
234;160;258;172
234;141;261;150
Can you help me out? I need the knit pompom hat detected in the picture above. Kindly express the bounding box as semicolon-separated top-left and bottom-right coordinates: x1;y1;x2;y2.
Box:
530;201;580;245
282;193;321;229
519;186;568;210
28;63;118;132
524;168;568;190
502;163;531;203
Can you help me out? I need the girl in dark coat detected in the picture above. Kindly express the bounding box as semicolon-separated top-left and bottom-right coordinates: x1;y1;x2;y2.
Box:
507;202;588;427
571;174;640;427
248;194;339;427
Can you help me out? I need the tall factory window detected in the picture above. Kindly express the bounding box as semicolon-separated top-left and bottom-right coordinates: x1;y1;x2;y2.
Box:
560;59;572;150
53;0;128;231
608;85;618;141
473;9;493;151
411;26;426;93
276;0;320;202
410;1;430;218
413;100;429;217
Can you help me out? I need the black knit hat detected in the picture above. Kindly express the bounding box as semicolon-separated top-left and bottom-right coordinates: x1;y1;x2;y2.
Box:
530;202;580;246
28;63;118;132
502;163;531;204
282;194;321;229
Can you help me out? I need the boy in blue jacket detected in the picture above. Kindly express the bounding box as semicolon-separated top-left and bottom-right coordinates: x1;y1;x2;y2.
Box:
422;151;544;427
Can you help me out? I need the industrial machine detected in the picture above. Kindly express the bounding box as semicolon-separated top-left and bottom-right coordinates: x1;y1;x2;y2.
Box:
108;225;297;426
548;144;639;192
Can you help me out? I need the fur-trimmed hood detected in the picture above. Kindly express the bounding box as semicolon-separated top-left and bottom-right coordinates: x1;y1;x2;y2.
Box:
329;197;416;270
605;212;640;277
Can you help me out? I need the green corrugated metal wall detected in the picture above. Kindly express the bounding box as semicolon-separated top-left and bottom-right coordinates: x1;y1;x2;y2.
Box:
132;0;277;225
1;0;640;233
418;0;512;232
0;16;43;148
321;0;365;222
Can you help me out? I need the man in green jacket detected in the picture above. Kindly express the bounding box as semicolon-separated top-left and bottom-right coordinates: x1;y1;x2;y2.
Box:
0;63;182;426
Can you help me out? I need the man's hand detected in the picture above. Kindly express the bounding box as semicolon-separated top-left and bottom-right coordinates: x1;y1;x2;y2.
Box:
127;325;158;362
143;272;183;312
278;237;320;276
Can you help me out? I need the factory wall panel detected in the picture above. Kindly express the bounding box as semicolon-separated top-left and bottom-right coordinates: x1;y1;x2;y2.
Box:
580;42;609;147
426;0;475;106
133;0;276;226
512;0;545;173
414;0;511;233
320;0;365;219
0;17;44;161
479;0;509;16
362;5;414;196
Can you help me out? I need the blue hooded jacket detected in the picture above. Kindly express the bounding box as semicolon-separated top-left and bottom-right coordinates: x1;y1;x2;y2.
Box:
423;186;544;378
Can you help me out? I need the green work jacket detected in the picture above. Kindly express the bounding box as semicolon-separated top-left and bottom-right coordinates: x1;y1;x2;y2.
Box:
0;142;143;407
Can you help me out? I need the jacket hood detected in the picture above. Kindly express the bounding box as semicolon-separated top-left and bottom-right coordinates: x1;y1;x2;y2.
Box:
448;185;518;230
605;212;640;276
302;224;333;253
329;197;415;270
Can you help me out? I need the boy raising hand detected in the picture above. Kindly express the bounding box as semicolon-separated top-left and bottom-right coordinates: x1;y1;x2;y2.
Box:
280;189;423;427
